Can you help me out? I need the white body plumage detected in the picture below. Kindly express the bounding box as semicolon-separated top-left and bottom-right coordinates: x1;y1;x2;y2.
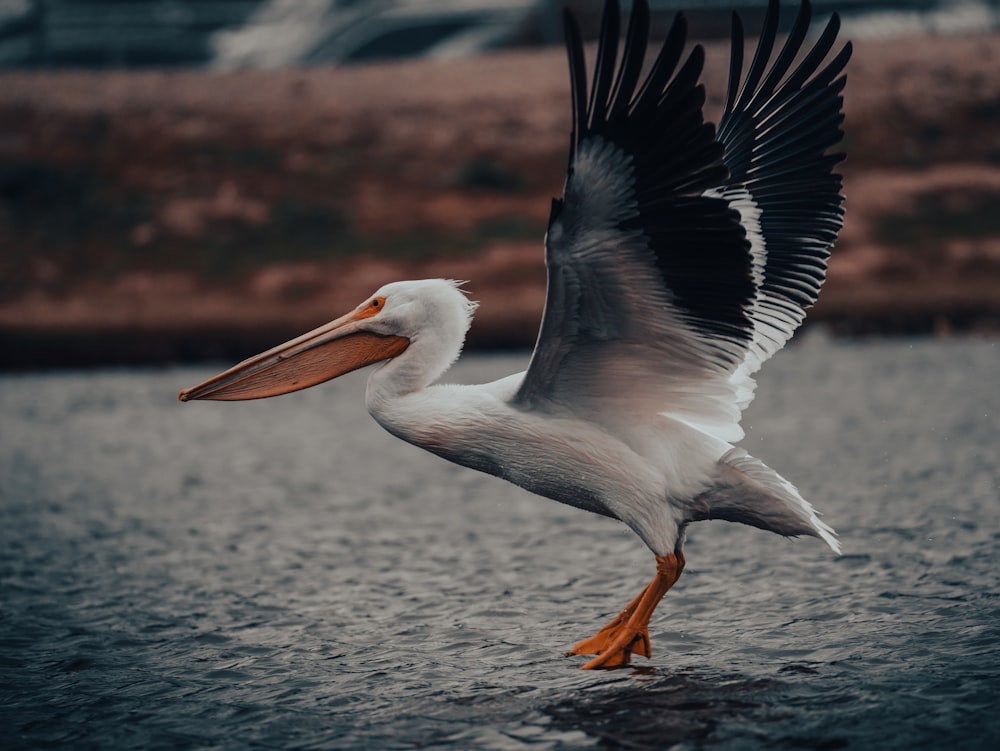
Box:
362;278;838;557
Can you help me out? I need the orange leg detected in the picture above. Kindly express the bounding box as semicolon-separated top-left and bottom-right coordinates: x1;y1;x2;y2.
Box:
567;551;685;670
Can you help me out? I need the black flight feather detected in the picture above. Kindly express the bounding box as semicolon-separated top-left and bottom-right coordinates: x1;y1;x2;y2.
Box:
519;0;851;409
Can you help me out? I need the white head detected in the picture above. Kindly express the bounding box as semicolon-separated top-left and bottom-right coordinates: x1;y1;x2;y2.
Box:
360;279;479;395
361;279;477;348
178;279;477;403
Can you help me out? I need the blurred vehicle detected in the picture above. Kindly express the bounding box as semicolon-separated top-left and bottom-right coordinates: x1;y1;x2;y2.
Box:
211;0;546;69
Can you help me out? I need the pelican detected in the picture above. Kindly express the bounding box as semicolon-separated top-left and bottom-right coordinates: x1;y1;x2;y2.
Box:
180;0;851;669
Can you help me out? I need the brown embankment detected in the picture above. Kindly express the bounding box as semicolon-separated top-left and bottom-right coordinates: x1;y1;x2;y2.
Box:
1;30;999;368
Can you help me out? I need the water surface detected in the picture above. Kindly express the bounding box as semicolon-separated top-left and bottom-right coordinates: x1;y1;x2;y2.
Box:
1;337;998;749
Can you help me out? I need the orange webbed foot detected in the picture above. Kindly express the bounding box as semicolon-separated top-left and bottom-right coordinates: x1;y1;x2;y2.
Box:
568;552;684;670
566;622;651;660
573;624;652;669
565;584;651;660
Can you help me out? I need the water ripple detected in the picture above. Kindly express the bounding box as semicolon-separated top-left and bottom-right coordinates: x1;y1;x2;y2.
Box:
1;340;998;749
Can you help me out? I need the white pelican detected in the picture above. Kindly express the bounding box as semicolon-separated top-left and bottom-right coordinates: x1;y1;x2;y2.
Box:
180;0;851;669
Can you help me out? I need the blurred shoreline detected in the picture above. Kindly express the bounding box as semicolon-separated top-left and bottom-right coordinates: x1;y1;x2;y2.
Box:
2;29;999;369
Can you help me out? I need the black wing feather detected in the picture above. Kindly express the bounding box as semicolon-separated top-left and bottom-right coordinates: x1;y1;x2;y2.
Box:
716;0;852;372
586;0;620;132
554;0;754;366
630;13;686;121
562;8;588;162
517;0;850;413
607;0;649;123
589;17;754;351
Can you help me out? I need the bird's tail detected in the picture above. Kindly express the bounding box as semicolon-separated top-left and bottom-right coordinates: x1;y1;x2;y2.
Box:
691;448;840;554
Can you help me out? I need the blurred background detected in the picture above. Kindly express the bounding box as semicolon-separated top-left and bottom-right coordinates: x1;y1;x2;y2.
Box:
1;0;999;368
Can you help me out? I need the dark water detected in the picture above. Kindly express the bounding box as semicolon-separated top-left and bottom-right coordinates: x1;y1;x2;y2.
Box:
2;336;998;750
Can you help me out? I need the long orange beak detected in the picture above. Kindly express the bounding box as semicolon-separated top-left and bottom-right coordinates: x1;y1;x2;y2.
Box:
178;306;409;402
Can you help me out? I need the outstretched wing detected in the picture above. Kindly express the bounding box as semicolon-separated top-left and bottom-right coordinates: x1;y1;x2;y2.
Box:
514;0;850;443
718;0;852;403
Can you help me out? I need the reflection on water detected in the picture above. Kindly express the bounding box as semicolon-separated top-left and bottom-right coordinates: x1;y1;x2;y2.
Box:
1;338;998;749
543;670;779;749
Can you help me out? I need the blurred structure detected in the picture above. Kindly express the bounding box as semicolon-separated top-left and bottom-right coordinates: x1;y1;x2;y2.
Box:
2;1;998;68
0;0;546;67
0;0;258;67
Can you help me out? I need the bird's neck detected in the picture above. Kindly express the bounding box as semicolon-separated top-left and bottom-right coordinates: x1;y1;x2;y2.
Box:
365;379;458;451
364;329;462;413
363;302;476;458
366;374;491;481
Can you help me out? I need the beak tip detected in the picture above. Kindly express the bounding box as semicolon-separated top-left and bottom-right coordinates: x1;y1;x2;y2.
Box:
178;389;192;402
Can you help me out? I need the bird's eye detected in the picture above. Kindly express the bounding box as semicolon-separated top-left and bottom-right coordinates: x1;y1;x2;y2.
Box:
358;296;386;319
